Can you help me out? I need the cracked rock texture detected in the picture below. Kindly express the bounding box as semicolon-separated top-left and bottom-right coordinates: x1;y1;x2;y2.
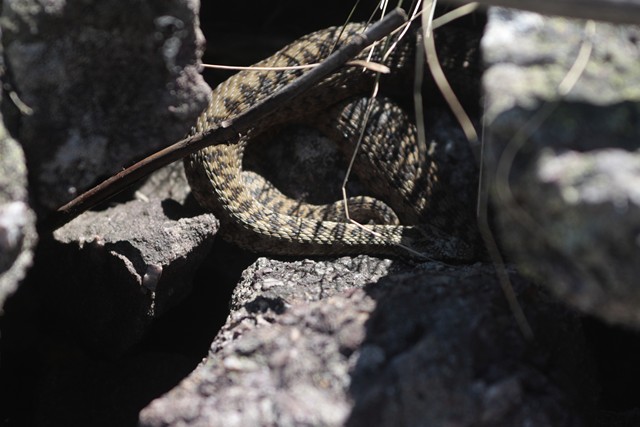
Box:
0;124;37;309
140;257;596;427
50;198;218;355
482;8;640;326
0;0;210;212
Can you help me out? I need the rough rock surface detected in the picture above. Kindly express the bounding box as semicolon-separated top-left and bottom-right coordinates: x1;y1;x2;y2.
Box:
140;257;596;427
50;198;218;355
0;124;37;309
0;0;210;212
482;8;640;326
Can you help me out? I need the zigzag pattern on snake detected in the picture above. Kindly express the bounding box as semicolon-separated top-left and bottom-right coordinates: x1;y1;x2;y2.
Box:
183;21;481;260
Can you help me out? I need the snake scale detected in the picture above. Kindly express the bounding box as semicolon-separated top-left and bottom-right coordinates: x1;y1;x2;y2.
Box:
184;21;481;261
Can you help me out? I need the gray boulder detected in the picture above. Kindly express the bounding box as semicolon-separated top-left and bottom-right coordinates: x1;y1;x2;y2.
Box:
51;198;218;355
140;257;595;427
482;8;640;326
0;125;37;309
1;0;210;212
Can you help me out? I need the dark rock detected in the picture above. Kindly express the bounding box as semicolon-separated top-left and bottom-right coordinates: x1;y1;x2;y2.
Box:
34;351;196;427
0;0;210;212
482;8;640;326
140;258;595;427
50;198;218;355
0;124;37;309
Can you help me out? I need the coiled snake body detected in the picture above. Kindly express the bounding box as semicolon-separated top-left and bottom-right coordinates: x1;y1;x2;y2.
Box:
184;22;481;260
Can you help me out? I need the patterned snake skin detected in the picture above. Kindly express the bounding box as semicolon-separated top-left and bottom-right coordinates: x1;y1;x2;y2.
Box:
184;22;480;260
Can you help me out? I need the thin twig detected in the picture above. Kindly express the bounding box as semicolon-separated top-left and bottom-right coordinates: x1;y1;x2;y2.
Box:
47;8;409;230
202;63;320;71
204;61;391;74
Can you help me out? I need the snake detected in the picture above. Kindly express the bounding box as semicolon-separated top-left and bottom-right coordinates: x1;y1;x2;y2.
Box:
183;21;481;261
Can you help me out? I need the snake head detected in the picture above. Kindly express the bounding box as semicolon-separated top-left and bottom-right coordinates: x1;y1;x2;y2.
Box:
399;224;477;263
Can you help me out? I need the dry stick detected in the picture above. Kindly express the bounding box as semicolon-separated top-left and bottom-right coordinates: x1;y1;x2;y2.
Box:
47;8;409;231
445;0;640;25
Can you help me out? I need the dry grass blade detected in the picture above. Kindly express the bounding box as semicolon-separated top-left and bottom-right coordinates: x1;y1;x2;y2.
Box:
202;60;390;74
202;63;319;71
422;1;479;142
